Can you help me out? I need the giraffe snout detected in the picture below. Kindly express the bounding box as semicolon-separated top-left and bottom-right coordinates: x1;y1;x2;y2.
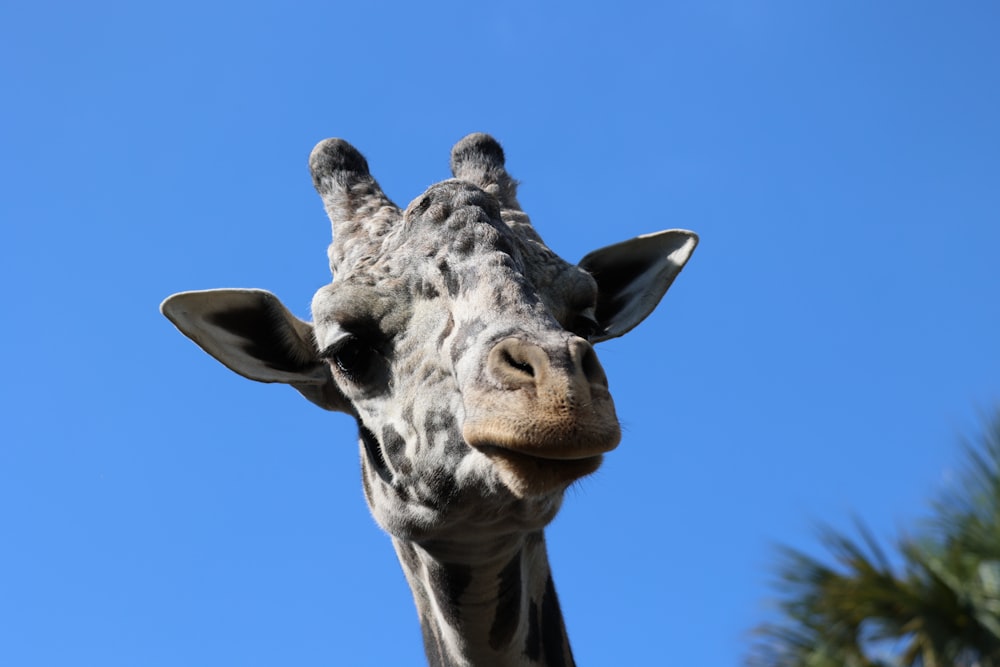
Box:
487;337;609;398
461;335;621;495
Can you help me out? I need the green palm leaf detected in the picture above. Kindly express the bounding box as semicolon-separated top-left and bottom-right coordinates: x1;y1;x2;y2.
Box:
748;412;1000;667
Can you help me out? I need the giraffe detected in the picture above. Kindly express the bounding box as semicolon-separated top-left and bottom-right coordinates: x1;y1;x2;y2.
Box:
161;133;697;666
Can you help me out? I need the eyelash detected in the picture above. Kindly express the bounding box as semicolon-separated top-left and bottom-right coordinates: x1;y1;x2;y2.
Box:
321;335;377;383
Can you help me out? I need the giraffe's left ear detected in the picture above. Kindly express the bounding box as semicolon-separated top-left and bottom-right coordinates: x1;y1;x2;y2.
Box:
578;229;698;343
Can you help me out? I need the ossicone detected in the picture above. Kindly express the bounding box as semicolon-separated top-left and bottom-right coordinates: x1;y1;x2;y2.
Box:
450;133;520;210
309;138;371;194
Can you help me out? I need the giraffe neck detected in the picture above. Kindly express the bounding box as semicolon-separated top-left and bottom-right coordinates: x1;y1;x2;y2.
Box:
392;531;576;667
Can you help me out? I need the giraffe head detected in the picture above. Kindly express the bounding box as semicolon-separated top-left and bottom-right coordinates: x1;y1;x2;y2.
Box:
162;134;696;543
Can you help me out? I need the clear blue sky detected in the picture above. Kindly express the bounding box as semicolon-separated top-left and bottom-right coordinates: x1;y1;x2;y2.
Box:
3;2;998;665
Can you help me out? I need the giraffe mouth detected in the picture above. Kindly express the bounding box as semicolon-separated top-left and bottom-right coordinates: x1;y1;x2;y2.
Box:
471;444;605;497
461;413;620;496
461;415;621;461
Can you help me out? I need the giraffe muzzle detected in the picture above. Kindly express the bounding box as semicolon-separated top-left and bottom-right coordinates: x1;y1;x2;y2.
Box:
461;337;621;495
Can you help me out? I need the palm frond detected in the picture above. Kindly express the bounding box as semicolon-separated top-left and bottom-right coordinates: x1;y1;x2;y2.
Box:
747;412;1000;667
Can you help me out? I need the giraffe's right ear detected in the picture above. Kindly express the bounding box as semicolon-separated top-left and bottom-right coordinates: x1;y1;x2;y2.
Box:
161;289;351;413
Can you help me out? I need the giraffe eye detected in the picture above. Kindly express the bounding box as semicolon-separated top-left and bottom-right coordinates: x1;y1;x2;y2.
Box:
324;335;377;383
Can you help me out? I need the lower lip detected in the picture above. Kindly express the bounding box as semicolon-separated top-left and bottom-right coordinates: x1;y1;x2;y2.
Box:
476;444;604;477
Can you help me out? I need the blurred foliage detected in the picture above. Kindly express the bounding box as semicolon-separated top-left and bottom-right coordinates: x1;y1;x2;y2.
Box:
748;413;1000;667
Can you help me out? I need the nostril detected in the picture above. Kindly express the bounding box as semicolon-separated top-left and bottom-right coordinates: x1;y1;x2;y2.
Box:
571;338;608;388
488;338;549;389
502;349;535;377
